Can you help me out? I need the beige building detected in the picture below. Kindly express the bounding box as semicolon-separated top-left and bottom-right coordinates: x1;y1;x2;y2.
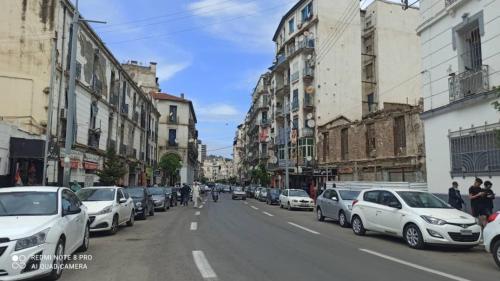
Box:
203;156;235;182
0;0;159;186
153;93;198;185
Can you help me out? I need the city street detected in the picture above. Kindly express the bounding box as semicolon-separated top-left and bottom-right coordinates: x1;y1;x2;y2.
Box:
62;194;499;281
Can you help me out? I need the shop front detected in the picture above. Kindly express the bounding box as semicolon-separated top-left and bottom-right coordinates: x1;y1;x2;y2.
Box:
9;138;45;186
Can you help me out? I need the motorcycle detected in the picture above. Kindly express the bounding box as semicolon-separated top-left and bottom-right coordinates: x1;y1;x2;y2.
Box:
212;191;219;202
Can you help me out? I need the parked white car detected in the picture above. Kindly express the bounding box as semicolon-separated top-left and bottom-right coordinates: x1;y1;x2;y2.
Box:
351;188;481;249
76;187;134;235
0;186;89;281
484;212;500;269
279;189;314;211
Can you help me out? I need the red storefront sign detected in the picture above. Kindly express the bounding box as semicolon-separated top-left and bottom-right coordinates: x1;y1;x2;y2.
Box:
84;161;99;170
60;159;80;169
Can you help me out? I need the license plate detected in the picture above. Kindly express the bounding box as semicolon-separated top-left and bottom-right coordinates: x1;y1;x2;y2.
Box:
301;204;308;207
460;229;473;235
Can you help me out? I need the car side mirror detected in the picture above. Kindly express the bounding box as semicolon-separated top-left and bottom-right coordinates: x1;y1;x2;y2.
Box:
63;207;81;216
119;198;127;204
388;201;402;209
332;196;339;201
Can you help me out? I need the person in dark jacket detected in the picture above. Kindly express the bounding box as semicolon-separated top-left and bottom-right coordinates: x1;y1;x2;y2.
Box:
181;184;191;206
483;181;496;217
448;181;465;210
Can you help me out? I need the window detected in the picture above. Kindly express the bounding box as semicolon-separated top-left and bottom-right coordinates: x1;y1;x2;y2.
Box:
462;26;482;71
278;145;285;160
341;128;349;160
169;105;178;123
301;2;313;23
322;132;329;162
90;101;98;129
168;129;177;146
367;93;375;112
288;18;295;34
299;138;314;162
366;123;376;157
365;63;373;80
379;191;400;207
450;128;500;176
363;191;379;203
117;189;124;202
393;116;406;155
262;111;268;123
292;89;299;110
62;190;80;212
292;116;299;129
322;190;331;199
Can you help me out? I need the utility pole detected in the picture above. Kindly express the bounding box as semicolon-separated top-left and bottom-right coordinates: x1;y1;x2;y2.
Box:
62;0;106;187
42;37;58;186
283;102;289;189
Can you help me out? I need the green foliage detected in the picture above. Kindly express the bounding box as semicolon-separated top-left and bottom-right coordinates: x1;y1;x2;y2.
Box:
159;153;182;185
97;148;127;186
251;164;270;187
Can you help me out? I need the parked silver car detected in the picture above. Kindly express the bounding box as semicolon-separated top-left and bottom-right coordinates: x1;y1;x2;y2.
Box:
316;188;360;227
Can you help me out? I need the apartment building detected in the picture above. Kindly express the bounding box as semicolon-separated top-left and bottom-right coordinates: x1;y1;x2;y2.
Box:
153;93;199;185
259;0;423;188
233;123;248;184
203;155;235;182
0;0;160;186
418;0;500;194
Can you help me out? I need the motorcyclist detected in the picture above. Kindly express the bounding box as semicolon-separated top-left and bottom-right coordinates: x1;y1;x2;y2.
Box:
211;186;219;202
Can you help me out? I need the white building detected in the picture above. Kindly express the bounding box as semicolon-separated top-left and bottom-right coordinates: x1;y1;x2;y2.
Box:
203;156;235;182
418;0;500;194
153;93;198;185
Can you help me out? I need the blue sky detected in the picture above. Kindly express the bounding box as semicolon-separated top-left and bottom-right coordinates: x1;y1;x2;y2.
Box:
78;0;297;158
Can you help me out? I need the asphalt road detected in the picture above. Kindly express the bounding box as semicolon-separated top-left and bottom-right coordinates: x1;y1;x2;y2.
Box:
61;193;500;281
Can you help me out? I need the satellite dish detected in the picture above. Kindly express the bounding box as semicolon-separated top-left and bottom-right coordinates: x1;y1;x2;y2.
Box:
306;156;312;162
271;156;278;164
306;113;314;120
307;119;316;128
305;86;315;94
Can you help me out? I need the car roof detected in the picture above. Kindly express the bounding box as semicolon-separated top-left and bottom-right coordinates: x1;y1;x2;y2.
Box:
0;186;62;193
361;188;427;193
85;186;118;189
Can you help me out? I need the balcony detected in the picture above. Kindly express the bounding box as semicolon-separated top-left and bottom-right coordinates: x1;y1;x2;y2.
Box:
119;144;127;155
297;38;315;53
275;79;290;97
291;71;300;83
303;95;314;110
303;67;314;82
273;53;288;71
121;104;129;116
449;65;489;102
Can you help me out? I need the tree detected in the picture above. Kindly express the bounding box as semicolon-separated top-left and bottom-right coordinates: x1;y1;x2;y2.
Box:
97;147;127;186
159;153;182;186
250;164;270;187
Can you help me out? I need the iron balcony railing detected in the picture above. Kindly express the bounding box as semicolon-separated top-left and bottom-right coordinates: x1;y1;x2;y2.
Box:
445;0;458;7
449;65;489;102
302;127;314;138
291;71;300;83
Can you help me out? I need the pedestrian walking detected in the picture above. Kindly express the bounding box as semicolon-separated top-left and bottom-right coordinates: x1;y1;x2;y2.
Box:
483;181;496;218
181;184;190;206
193;182;201;208
448;181;465;210
469;178;487;226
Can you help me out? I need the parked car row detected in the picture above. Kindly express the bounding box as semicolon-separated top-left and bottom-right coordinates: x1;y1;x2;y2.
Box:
246;185;500;269
0;185;180;281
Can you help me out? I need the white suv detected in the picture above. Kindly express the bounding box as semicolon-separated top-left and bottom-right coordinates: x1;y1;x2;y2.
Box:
350;188;481;249
76;187;135;235
484;212;500;269
0;186;89;281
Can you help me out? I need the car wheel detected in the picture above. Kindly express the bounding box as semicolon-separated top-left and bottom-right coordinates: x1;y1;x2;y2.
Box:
127;210;135;226
316;207;325;222
339;211;348;228
77;224;90;252
352;216;366;236
46;238;65;281
492;240;500;268
109;215;119;235
404;224;425;249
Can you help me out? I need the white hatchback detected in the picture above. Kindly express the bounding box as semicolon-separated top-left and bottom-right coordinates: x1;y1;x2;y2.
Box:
279;189;314;211
484;212;500;269
0;186;89;281
76;187;135;235
351;188;481;249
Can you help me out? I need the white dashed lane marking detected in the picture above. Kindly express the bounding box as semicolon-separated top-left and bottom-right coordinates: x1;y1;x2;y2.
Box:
193;251;218;280
287;222;320;235
190;222;198;231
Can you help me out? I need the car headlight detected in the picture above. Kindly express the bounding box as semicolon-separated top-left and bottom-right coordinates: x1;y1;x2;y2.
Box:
421;215;447;225
293;200;298;203
15;228;50;251
135;202;142;207
95;205;113;216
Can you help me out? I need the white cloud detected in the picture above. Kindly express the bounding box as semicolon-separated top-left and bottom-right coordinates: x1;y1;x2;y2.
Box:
187;0;295;51
195;102;242;121
157;61;192;82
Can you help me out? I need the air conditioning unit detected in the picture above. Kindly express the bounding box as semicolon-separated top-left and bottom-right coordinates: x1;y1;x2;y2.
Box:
60;108;67;119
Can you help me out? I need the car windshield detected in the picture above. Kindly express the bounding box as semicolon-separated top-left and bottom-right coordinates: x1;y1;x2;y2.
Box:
289;190;309;197
339;190;360;200
397;192;451;209
0;192;58;216
148;188;165;195
234;187;243;192
164;187;172;194
270;189;280;195
77;188;115;201
127;188;145;198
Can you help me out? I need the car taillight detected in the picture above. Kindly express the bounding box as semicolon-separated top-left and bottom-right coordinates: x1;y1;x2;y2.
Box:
352;200;358;207
488;212;499;223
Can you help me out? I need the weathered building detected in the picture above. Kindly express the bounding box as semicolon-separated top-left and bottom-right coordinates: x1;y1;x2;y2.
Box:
317;104;426;182
418;0;500;195
203;156;235;182
0;0;160;186
153;93;198;185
